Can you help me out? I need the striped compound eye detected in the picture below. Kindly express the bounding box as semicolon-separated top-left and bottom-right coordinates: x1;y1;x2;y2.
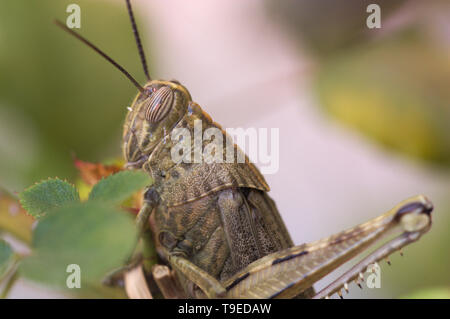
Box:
144;86;174;123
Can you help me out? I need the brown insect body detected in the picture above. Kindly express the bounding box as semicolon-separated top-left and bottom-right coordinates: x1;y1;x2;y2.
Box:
56;0;433;298
123;80;305;297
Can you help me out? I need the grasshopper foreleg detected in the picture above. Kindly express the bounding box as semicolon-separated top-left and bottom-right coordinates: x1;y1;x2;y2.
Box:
136;187;160;234
168;254;226;299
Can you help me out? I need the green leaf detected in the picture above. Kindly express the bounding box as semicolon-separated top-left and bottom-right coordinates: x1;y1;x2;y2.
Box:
89;171;152;204
0;239;13;278
19;178;79;219
19;202;135;293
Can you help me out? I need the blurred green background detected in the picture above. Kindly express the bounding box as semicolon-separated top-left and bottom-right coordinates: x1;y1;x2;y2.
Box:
0;0;448;298
0;0;152;192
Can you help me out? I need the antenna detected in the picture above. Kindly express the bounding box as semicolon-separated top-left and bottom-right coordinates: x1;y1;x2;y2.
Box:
54;20;148;95
125;0;151;81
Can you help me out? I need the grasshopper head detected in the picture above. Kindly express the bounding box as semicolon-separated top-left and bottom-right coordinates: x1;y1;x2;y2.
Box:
123;80;192;169
55;4;193;170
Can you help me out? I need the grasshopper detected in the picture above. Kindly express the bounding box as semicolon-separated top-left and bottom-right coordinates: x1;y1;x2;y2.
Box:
56;0;433;299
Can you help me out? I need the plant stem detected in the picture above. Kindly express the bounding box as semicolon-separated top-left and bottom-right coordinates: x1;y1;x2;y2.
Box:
0;255;20;298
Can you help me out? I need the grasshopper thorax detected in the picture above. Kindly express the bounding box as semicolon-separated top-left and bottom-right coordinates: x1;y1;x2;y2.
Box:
123;80;192;168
